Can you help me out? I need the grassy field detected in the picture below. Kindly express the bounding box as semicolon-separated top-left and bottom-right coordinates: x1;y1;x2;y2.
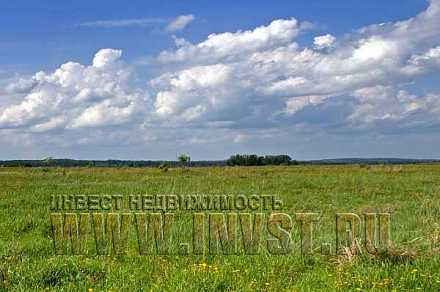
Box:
0;165;440;291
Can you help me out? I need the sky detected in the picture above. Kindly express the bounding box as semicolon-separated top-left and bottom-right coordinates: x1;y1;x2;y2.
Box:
1;0;440;160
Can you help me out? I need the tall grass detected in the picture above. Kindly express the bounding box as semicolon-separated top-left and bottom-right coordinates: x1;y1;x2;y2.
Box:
0;165;439;290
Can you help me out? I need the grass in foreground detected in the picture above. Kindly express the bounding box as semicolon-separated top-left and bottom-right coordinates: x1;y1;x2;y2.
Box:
0;165;439;291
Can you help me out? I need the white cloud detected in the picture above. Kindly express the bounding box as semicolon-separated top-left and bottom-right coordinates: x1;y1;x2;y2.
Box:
150;0;440;131
165;15;195;32
313;34;336;50
79;15;194;33
405;46;440;73
158;18;301;63
0;49;148;131
2;0;440;156
285;95;331;115
5;77;36;94
352;37;397;63
92;49;122;68
70;100;138;128
348;86;440;126
79;18;167;28
152;64;234;121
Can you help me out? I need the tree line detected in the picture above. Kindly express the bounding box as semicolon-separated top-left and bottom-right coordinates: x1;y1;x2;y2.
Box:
226;154;297;166
0;159;225;168
1;156;434;168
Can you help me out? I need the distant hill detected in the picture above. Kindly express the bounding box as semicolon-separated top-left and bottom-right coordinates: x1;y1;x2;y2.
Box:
0;157;439;168
303;158;440;165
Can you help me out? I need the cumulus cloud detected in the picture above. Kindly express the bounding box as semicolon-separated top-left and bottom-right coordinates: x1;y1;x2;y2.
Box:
313;34;336;50
2;0;440;154
92;49;122;67
151;0;440;130
158;18;301;63
152;64;235;121
0;49;148;131
349;86;440;127
4;77;37;94
165;15;195;32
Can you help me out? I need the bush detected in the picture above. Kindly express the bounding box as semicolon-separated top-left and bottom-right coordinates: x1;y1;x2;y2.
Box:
159;162;169;172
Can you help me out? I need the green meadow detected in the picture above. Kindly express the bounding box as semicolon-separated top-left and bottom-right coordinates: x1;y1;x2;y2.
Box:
1;165;439;291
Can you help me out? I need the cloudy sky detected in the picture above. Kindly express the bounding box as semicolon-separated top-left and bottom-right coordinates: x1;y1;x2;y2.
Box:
1;0;440;160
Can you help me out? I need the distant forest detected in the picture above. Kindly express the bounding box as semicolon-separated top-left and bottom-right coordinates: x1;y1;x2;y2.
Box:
0;156;439;168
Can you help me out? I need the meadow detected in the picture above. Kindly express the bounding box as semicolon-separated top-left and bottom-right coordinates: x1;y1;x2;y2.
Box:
0;164;439;291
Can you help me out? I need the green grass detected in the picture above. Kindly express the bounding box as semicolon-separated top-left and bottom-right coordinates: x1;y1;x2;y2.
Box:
0;165;439;291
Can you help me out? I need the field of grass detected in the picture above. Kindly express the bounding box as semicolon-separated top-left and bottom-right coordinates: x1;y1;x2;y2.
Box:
1;165;440;291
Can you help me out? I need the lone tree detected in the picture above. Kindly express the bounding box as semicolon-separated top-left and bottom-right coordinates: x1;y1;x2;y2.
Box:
178;154;191;168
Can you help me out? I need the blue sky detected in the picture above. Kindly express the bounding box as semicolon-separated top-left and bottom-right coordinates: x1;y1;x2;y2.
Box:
0;0;428;72
1;0;440;160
